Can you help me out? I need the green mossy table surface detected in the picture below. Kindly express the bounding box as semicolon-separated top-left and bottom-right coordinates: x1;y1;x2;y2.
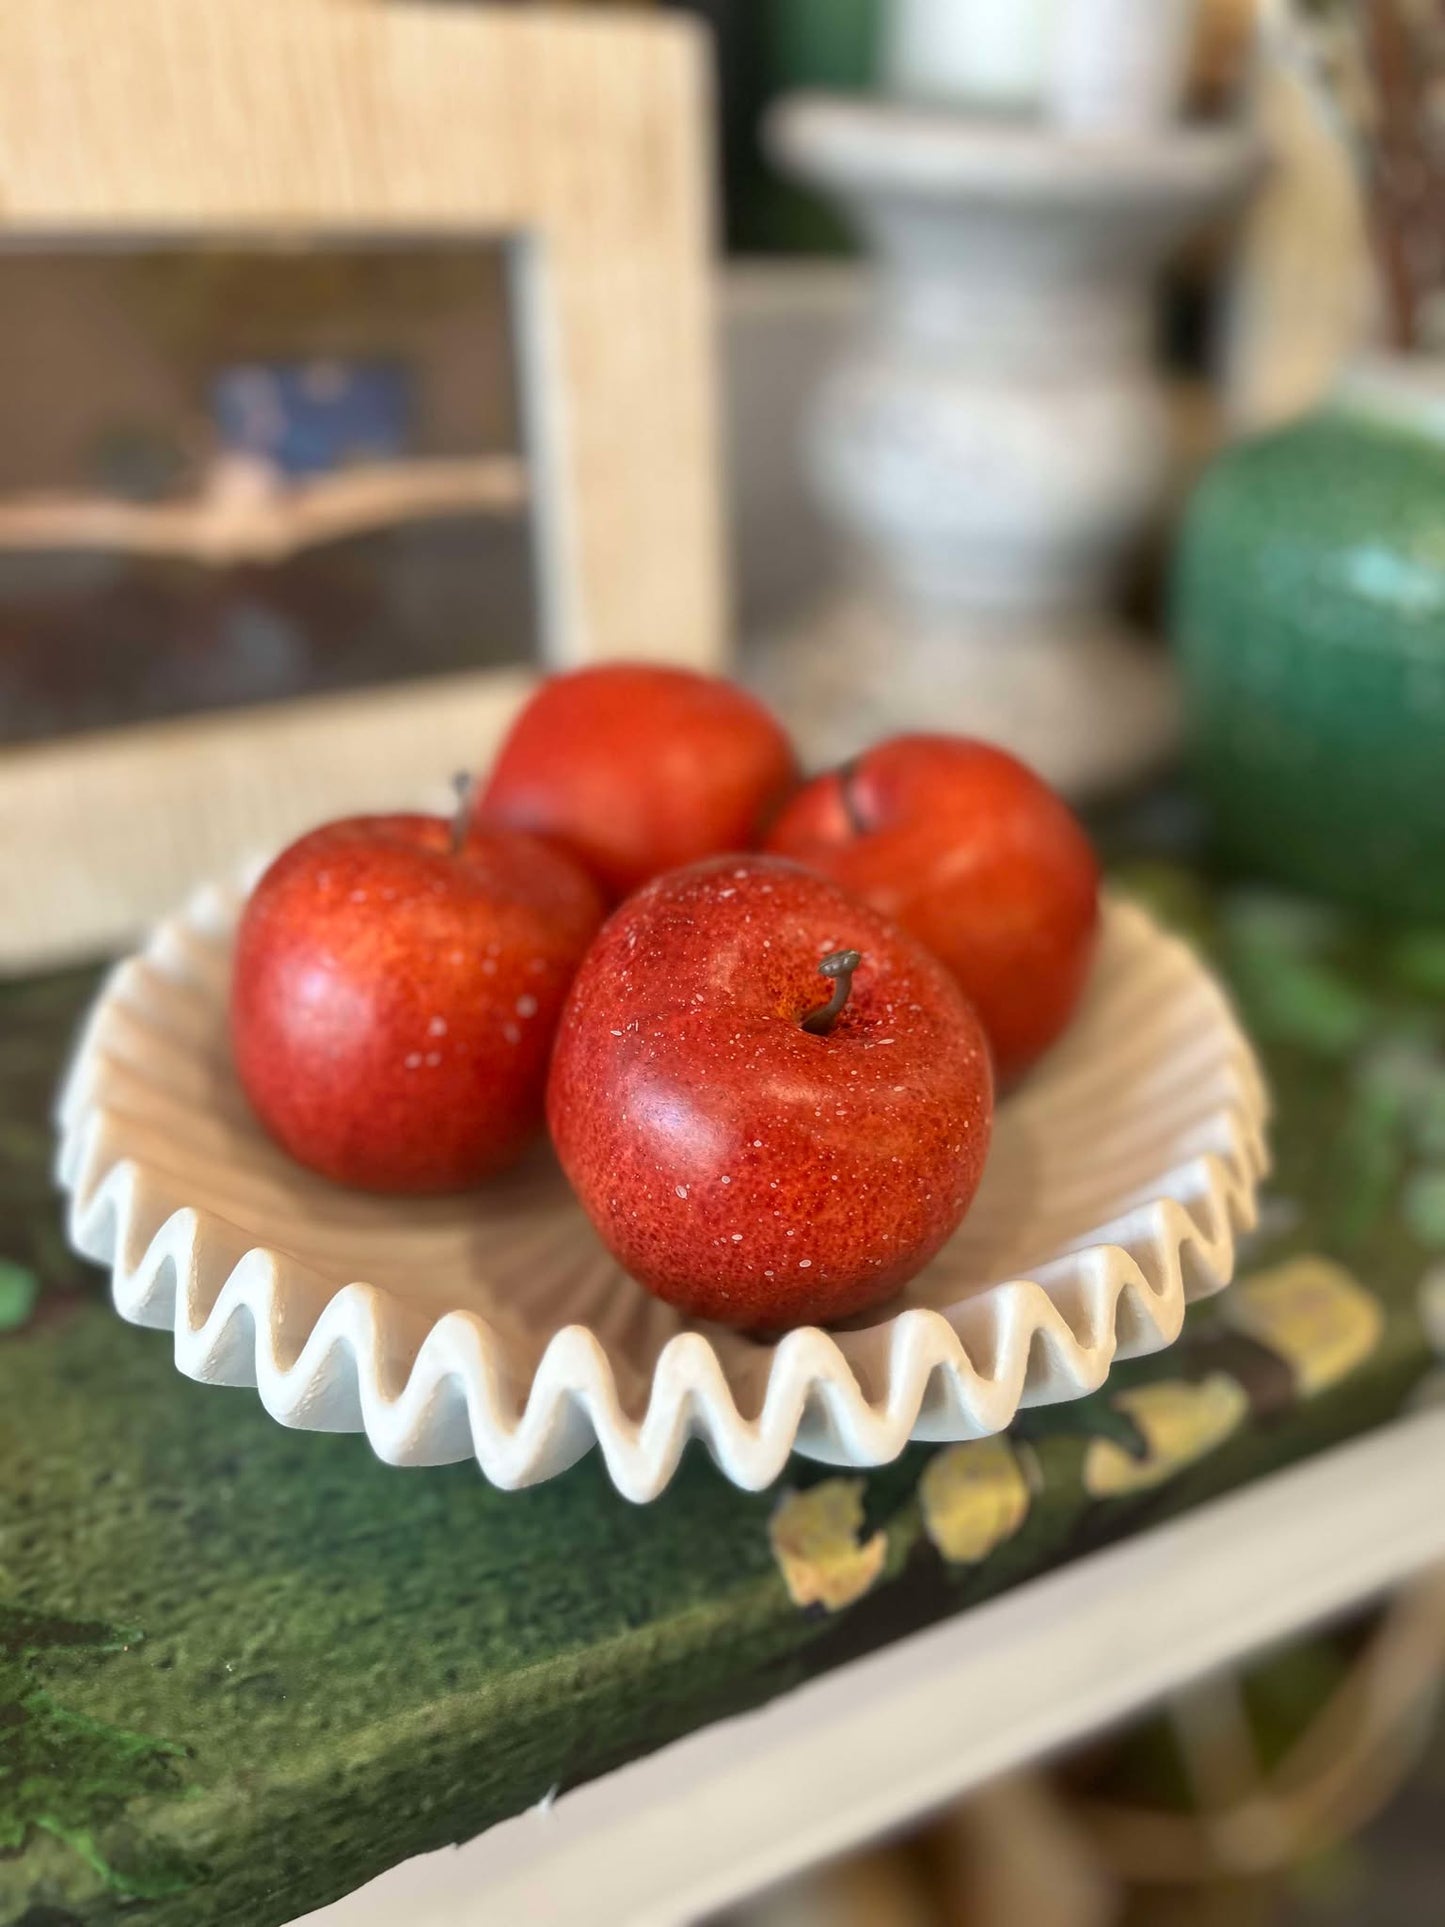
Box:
4;835;1445;1927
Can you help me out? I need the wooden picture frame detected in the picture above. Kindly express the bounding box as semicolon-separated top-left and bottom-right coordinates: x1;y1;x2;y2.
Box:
0;0;727;969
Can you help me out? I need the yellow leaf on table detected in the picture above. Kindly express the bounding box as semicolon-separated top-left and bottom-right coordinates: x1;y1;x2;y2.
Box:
1222;1256;1383;1396
919;1438;1032;1564
1084;1375;1249;1498
769;1479;887;1612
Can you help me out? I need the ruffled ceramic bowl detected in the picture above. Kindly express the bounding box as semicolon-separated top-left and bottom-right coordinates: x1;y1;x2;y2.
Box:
56;882;1267;1502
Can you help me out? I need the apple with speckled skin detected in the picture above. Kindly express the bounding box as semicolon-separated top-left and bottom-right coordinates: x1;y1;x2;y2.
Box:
231;810;604;1192
547;856;993;1331
766;735;1099;1084
479;663;799;901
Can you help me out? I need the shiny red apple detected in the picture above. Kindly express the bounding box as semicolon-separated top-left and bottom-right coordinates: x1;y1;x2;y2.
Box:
478;663;799;900
231;804;604;1192
547;855;993;1330
766;735;1099;1083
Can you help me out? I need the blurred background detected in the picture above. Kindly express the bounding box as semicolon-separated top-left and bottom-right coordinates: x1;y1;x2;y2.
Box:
711;1590;1445;1927
3;3;1444;1924
0;0;1396;752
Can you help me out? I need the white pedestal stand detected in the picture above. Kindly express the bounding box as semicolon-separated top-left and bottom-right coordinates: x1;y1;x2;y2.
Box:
753;97;1258;792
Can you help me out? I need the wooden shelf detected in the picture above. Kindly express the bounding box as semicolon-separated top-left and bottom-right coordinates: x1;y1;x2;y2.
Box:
297;1413;1445;1927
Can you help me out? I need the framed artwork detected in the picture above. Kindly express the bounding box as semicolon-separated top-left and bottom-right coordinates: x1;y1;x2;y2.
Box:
0;0;726;968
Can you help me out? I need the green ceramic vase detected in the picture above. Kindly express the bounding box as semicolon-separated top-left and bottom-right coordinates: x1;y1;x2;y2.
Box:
1174;361;1445;918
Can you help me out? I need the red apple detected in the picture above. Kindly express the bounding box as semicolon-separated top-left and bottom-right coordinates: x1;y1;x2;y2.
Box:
766;735;1099;1083
547;856;993;1330
231;808;604;1192
478;663;799;900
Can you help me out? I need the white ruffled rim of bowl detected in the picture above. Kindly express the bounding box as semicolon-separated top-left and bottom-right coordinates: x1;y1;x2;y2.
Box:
55;881;1268;1502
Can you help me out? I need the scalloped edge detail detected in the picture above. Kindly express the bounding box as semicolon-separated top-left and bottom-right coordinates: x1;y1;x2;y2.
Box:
56;888;1269;1502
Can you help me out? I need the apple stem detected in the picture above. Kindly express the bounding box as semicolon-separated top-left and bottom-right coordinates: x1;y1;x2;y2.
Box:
801;949;863;1036
449;771;474;855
